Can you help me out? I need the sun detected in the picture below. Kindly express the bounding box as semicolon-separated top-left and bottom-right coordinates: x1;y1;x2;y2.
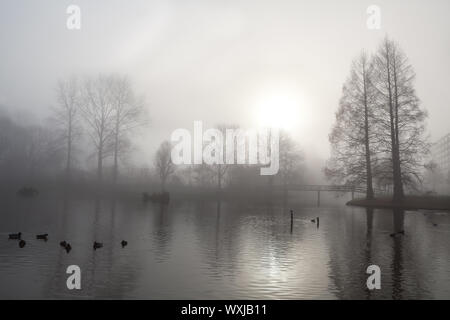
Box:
254;93;301;131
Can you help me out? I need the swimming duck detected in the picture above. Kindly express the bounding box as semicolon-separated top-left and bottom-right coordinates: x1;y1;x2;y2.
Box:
93;241;103;250
60;241;67;247
390;230;405;237
9;232;21;240
36;234;48;241
19;240;26;248
65;243;72;253
121;240;128;248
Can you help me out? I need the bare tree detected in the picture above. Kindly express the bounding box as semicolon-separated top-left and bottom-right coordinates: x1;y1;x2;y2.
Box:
193;163;215;187
109;75;145;185
23;125;62;181
372;37;428;200
326;52;377;199
154;140;175;192
53;76;80;182
0;110;63;184
80;75;115;183
212;124;240;192
278;131;303;195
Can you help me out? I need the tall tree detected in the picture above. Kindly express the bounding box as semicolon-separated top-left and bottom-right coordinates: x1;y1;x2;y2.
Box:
109;75;145;185
80;75;115;183
372;37;428;200
54;76;80;182
326;52;377;199
155;140;175;192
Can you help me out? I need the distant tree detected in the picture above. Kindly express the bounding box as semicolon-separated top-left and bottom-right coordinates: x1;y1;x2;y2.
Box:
0;115;13;166
154;141;175;192
372;37;428;199
108;75;146;185
0;110;63;183
193;163;215;187
53;76;81;182
423;161;440;192
209;124;239;192
278;131;303;196
80;75;115;183
326;52;377;199
23;125;62;181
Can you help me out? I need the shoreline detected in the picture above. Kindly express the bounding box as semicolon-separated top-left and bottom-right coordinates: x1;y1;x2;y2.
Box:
347;196;450;211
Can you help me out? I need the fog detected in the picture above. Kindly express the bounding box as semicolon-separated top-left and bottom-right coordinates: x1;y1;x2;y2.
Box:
2;0;450;302
1;0;450;182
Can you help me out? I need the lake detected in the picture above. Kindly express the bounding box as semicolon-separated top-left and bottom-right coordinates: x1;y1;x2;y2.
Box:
0;195;449;299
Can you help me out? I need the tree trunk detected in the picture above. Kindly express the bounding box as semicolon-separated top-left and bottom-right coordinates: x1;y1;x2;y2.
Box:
66;118;72;183
385;47;403;202
392;58;404;201
113;119;119;185
97;143;103;183
362;63;374;200
161;176;166;192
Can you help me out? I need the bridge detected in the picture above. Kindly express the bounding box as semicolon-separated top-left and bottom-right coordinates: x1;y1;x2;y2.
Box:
276;184;386;206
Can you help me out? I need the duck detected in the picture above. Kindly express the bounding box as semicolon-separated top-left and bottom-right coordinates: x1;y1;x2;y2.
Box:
121;240;128;248
65;243;72;253
433;223;438;227
93;241;103;250
19;240;26;248
9;232;21;240
36;233;48;241
390;230;405;237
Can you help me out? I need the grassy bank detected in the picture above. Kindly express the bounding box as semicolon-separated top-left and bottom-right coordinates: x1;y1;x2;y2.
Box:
347;195;450;211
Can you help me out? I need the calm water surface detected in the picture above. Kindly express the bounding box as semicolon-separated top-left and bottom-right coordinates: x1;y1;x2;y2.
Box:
0;195;449;299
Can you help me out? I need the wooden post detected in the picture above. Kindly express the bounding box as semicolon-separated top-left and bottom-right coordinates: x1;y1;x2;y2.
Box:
290;210;293;233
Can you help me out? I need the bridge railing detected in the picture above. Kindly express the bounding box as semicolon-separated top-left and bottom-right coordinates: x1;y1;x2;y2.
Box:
281;184;386;194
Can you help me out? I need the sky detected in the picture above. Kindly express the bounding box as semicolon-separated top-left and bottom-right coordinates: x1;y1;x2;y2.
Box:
1;0;449;175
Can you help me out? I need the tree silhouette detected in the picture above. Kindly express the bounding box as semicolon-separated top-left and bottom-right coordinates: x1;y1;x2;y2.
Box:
155;140;175;192
372;37;428;199
53;76;81;183
327;52;377;199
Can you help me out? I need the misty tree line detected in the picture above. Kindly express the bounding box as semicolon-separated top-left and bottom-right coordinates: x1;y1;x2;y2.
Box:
55;74;147;185
326;36;429;201
0;74;305;194
155;129;305;193
0;74;147;190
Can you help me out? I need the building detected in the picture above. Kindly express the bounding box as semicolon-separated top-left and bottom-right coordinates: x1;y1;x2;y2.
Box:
429;133;450;193
432;133;450;174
